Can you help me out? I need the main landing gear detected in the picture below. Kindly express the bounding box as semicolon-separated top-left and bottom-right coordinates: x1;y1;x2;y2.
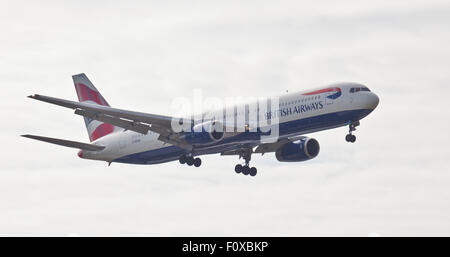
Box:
234;148;257;177
179;154;202;167
235;164;257;177
345;121;360;143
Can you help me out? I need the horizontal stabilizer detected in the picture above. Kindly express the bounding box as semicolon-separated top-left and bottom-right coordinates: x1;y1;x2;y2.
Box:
21;134;105;151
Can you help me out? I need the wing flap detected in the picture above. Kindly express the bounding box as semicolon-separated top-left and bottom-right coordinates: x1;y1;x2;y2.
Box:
21;134;105;151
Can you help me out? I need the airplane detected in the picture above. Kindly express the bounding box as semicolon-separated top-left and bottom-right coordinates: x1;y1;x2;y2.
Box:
22;73;379;177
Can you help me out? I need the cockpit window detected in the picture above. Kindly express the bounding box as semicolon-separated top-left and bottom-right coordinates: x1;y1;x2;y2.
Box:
350;86;371;93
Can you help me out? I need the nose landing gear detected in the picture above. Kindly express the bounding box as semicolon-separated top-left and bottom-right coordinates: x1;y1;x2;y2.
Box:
345;121;359;143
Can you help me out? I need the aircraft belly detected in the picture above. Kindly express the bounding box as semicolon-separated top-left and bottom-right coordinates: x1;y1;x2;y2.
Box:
112;109;372;165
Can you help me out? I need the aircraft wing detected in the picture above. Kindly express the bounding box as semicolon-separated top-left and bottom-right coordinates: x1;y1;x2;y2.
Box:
21;134;105;151
28;94;192;149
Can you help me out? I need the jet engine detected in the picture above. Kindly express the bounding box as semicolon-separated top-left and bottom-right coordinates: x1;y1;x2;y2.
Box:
183;120;225;145
275;138;320;162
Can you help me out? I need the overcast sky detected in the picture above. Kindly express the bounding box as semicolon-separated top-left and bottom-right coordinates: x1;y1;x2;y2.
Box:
1;0;450;236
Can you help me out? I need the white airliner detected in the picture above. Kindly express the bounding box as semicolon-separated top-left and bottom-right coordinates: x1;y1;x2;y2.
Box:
23;73;379;176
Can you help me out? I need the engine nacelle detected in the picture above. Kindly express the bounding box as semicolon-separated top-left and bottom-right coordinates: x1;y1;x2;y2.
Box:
183;120;225;145
275;138;320;162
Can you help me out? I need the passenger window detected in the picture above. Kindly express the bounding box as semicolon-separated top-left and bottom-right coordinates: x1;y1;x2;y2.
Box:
355;88;360;92
350;88;355;93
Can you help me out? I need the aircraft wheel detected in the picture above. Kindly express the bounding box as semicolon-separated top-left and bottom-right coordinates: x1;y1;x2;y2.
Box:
193;158;202;167
186;157;194;166
249;167;257;177
350;135;356;143
345;134;352;142
179;155;187;164
235;164;242;173
242;166;250;176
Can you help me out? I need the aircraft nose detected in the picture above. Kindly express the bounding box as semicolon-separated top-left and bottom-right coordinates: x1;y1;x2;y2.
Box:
366;93;379;109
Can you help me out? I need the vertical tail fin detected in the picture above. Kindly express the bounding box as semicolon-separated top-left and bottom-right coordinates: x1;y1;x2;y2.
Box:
73;73;118;142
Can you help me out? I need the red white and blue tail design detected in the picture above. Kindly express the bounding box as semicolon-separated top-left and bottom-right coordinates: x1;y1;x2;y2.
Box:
73;73;118;142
